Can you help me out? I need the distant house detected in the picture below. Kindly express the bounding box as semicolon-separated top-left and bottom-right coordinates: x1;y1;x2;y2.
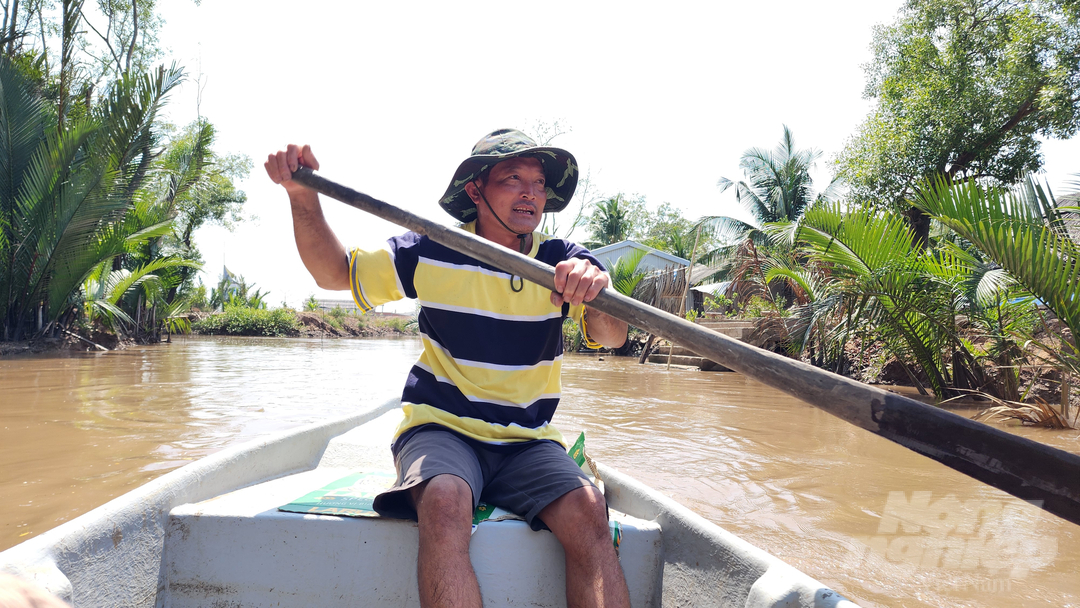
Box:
591;241;692;314
315;299;361;312
590;240;689;273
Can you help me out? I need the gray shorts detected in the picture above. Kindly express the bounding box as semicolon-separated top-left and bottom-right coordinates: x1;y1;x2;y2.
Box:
372;426;595;530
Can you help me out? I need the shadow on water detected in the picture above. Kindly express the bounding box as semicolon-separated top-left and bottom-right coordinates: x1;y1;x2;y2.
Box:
2;338;1078;607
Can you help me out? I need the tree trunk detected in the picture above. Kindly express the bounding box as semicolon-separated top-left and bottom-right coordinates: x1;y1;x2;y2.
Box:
906;205;932;251
124;0;137;73
7;0;19;55
638;334;657;364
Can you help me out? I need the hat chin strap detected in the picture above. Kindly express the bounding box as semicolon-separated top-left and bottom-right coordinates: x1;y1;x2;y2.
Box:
474;184;530;293
474;185;532;255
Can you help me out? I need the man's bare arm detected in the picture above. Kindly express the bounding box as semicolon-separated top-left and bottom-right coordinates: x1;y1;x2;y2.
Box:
265;145;349;291
582;306;628;348
551;258;628;348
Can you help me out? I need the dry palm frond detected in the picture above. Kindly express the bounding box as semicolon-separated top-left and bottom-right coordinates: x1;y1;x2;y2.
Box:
964;391;1074;429
634;265;688;315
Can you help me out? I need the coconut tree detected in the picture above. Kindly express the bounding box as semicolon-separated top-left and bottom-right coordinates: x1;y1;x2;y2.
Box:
583;195;633;248
696;125;837;281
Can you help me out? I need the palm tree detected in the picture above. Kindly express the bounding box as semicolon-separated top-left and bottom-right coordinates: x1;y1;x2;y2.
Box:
775;203;962;398
913;174;1080;378
81;255;199;336
584;195;633;248
0;58;185;340
696;125;836;281
608;249;648;298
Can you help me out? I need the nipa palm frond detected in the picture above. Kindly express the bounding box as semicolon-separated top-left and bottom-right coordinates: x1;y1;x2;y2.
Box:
914;175;1080;334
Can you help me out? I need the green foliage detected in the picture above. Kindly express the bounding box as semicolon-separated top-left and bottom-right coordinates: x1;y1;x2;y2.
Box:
703;290;734;313
185;281;208;311
684;309;699;323
740;295;790;319
81;255;199;334
836;0;1080;208
382;316;417;333
0;1;249;342
784;203;963;396
192;306;299;337
637;203;707;259
608;248;648;298
210;272;267;310
584;195;637;248
304;294;319;311
698;126;833;282
80;0;168;84
153;119;251;247
159;296;193;335
321;312;343;330
562;317;583;352
913;174;1080;382
915;175;1079;335
0;58;188;340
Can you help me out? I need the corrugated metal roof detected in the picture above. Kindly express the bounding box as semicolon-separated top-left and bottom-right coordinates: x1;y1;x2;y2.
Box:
591;240;690;268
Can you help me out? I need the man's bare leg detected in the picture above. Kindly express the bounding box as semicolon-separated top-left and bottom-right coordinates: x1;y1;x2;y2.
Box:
539;486;631;608
410;474;482;608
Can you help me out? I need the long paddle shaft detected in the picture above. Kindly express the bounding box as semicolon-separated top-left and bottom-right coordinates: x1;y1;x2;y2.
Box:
291;166;1080;527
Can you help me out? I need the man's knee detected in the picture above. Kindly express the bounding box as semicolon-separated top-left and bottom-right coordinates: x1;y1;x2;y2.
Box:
412;474;474;526
542;486;610;548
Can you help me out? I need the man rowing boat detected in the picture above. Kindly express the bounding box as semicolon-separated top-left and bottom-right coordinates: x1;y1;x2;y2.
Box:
265;129;630;608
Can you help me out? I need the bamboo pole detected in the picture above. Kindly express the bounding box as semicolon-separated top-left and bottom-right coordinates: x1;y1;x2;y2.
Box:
669;226;703;370
291;166;1080;527
1062;370;1071;422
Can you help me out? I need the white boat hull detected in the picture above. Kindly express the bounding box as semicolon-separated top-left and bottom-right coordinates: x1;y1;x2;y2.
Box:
0;398;857;607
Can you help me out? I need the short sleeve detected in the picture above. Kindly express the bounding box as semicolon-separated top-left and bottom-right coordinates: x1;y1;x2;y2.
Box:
348;247;406;313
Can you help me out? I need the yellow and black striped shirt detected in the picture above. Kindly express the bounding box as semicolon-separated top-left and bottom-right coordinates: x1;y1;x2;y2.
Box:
349;222;603;448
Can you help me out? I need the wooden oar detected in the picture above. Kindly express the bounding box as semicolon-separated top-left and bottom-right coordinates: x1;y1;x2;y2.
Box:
290;166;1080;527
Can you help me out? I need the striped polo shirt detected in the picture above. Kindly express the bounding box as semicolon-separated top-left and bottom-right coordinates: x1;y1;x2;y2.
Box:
348;221;604;449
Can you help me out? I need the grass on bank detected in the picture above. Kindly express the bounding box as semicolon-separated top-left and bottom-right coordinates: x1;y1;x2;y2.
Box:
192;306;418;337
192;306;300;337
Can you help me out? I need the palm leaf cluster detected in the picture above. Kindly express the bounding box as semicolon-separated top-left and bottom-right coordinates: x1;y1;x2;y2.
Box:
774;204;966;396
696;126;837;282
754;172;1077;403
915;176;1079;337
914;175;1080;379
0;54;231;341
0;60;179;338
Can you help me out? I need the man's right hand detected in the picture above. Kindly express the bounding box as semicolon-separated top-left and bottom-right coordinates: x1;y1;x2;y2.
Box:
265;144;320;196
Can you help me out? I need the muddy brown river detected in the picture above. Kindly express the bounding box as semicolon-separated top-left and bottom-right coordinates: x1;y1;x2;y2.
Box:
1;336;1078;607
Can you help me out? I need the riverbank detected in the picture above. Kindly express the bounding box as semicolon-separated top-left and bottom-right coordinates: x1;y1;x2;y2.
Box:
189;308;418;339
0;310;419;358
291;311;416;338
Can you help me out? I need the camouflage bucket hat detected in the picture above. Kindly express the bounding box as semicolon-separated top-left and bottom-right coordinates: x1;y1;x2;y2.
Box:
439;128;579;222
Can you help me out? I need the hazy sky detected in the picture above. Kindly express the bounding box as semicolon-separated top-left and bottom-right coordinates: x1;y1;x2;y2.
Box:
154;0;1080;310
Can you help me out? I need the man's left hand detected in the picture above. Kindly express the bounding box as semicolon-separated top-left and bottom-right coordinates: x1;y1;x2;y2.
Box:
551;258;610;307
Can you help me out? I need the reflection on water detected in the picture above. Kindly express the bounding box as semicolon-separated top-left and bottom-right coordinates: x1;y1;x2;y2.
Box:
2;337;1079;607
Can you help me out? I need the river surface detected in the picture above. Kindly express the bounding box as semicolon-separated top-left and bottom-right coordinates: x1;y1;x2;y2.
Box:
1;336;1078;607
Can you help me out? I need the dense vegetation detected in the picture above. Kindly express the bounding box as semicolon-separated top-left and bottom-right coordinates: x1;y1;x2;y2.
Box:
0;0;250;344
562;0;1079;411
